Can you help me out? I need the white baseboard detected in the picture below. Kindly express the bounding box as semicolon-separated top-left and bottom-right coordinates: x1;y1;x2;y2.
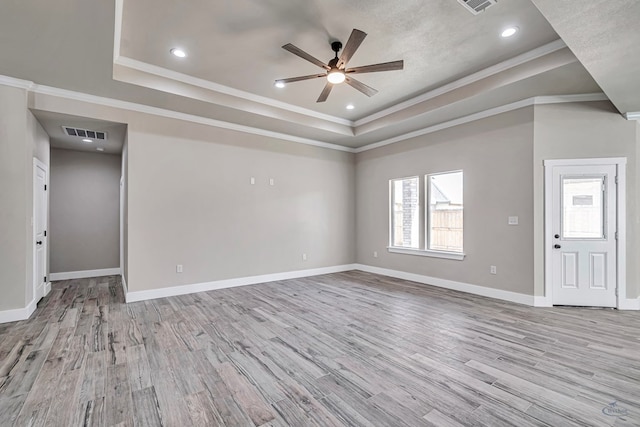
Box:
44;282;51;296
121;274;127;292
50;268;121;281
125;264;357;303
354;264;535;306
619;297;640;310
534;296;552;307
0;296;38;324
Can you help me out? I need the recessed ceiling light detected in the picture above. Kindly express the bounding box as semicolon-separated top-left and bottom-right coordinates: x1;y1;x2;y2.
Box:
170;48;187;58
346;104;355;110
82;138;93;143
96;147;104;152
274;81;286;88
501;27;518;38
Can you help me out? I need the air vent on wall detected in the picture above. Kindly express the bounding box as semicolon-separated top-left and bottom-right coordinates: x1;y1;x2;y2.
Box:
62;126;107;140
457;0;498;15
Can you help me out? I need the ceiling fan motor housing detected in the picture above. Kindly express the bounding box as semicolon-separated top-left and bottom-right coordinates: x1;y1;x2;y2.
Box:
331;41;343;54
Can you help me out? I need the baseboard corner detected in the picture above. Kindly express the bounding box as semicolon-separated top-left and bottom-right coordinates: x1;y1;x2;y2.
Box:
0;297;38;324
619;297;640;310
533;296;552;307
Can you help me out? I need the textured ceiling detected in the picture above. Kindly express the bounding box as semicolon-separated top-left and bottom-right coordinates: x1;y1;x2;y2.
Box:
530;0;640;117
0;0;626;150
120;0;560;119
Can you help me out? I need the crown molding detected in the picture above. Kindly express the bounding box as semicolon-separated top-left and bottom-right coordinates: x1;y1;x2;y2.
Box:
353;93;608;153
0;74;35;90
114;56;353;128
625;111;640;120
31;81;355;153
353;39;568;127
1;73;608;154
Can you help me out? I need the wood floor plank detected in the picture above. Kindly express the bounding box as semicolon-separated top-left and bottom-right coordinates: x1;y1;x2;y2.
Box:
1;272;638;426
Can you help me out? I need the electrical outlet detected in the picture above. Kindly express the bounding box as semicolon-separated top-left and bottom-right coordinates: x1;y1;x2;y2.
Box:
269;178;275;186
490;265;497;275
373;251;378;258
302;253;307;261
176;264;183;273
508;216;519;225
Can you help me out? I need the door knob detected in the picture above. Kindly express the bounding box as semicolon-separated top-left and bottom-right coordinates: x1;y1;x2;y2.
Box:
554;234;560;239
36;241;42;245
554;244;561;249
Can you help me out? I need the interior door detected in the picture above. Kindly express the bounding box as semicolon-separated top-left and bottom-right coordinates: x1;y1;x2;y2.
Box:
34;160;47;301
550;164;617;307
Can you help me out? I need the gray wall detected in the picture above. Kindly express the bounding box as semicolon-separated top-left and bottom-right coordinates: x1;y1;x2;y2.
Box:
50;149;121;273
126;116;356;292
533;101;638;298
0;85;49;310
356;107;535;295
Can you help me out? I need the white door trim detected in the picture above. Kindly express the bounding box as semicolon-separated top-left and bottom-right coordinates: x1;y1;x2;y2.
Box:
32;157;49;301
544;157;627;308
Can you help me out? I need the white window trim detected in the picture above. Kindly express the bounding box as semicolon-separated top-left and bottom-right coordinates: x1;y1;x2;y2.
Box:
388;170;464;260
389;176;420;249
387;246;466;260
426;170;464;254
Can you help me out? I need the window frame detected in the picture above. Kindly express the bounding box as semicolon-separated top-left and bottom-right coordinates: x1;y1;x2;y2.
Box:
388;175;421;249
388;170;465;261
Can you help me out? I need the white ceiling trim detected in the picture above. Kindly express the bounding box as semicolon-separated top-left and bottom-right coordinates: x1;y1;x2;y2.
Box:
353;93;609;153
625;112;640;120
28;80;354;153
0;74;35;90
113;0;123;62
0;74;608;155
114;56;353;128
353;39;567;127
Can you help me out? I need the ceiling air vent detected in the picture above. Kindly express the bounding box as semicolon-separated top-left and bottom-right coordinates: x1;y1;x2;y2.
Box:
63;126;107;140
457;0;498;15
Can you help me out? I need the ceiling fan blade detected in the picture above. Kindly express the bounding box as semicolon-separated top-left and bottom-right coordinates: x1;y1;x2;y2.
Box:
316;82;333;102
337;29;367;69
345;76;378;97
346;60;404;74
282;44;330;70
276;74;326;84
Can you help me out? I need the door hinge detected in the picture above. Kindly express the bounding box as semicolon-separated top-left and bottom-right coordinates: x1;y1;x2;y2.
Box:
44;230;47;237
615;231;619;240
615;175;618;184
44;276;47;282
615;287;618;297
44;184;47;191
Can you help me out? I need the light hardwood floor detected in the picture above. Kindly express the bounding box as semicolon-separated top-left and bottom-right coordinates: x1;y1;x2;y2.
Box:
0;271;638;426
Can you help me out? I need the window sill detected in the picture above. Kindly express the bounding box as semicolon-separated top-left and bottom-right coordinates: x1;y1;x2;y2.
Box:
387;247;466;261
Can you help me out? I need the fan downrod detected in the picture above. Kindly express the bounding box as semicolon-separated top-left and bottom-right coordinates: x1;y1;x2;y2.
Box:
331;41;343;55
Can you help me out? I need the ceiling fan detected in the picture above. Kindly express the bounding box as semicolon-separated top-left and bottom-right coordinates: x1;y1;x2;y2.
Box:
275;29;404;102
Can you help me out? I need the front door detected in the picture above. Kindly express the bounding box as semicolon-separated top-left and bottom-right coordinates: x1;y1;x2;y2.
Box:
33;159;48;301
549;163;617;307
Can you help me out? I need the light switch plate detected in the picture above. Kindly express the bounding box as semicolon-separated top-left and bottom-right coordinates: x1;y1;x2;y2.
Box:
508;216;519;225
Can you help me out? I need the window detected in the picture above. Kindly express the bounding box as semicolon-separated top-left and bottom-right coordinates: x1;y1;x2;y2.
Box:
428;171;463;253
390;177;420;248
389;170;464;260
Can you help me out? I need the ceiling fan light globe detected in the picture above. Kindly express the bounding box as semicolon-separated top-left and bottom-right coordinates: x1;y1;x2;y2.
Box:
327;70;345;84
